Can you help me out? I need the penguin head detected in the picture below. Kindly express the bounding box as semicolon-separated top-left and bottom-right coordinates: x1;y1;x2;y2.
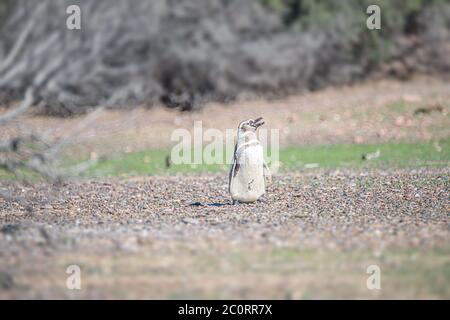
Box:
238;117;265;133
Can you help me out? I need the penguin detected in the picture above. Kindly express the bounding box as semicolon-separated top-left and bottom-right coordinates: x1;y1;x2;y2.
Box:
229;117;271;203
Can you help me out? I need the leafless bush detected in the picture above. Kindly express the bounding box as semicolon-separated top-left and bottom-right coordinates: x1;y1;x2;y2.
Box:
0;87;103;206
0;97;102;183
0;0;449;115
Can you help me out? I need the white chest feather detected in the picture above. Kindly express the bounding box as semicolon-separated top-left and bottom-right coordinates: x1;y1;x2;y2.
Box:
230;138;266;203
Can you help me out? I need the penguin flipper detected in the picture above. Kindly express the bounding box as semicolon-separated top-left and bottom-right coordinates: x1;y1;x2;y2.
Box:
263;161;272;185
228;144;239;193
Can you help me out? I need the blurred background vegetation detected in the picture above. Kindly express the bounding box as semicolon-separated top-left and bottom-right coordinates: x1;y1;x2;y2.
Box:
0;0;449;115
263;0;450;63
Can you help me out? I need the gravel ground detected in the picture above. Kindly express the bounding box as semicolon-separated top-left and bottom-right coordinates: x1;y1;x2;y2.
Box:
0;168;449;299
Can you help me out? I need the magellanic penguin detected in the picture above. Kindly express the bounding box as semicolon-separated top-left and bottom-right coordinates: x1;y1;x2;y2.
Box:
229;117;271;203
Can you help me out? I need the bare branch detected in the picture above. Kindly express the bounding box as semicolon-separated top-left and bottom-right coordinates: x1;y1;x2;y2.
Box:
58;158;98;177
0;87;34;125
44;107;104;160
0;14;34;75
0;99;103;182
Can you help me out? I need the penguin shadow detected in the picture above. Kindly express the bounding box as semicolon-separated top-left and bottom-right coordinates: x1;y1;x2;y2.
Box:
189;198;268;207
189;201;231;207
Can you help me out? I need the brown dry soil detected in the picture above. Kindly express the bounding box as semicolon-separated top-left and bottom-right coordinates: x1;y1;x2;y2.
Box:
2;76;449;157
0;77;450;299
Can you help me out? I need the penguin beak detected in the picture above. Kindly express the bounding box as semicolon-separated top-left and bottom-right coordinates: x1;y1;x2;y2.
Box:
253;117;264;128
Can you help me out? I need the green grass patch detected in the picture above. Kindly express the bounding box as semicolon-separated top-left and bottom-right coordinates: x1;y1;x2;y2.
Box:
281;138;450;169
83;138;449;177
1;139;448;180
